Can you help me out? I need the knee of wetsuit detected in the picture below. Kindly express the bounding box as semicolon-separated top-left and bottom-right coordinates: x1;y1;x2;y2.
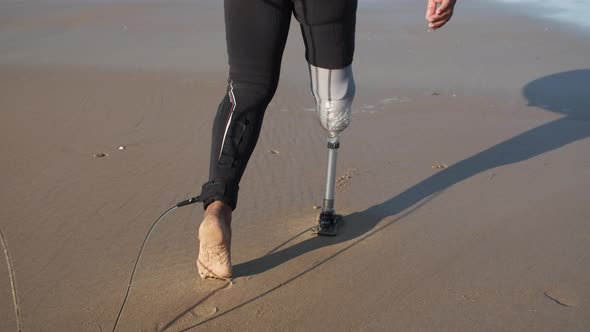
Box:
310;64;355;136
230;76;279;106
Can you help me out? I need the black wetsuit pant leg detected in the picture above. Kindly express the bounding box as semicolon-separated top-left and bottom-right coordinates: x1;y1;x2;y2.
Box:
293;0;357;69
204;0;357;210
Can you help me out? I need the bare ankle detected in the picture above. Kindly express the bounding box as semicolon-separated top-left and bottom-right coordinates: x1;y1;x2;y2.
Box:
204;201;232;221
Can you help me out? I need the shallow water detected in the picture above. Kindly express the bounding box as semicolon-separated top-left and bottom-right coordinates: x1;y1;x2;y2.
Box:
490;0;590;29
360;0;590;30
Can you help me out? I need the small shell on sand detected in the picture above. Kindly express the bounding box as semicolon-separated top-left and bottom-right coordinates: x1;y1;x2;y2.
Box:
93;153;108;158
432;163;448;169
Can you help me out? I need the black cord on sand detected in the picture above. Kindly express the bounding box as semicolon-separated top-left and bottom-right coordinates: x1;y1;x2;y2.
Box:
0;226;22;332
3;213;179;332
112;196;200;332
0;196;200;332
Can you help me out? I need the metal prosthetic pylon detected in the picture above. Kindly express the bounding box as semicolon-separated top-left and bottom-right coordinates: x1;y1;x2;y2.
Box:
316;134;341;236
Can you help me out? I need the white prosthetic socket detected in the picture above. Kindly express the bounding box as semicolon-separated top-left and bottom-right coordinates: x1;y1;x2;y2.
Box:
309;64;355;226
310;64;355;136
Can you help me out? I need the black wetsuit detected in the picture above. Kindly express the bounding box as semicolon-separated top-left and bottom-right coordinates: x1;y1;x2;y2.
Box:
201;0;358;210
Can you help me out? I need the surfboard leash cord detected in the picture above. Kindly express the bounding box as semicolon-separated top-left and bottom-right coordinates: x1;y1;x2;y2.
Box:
111;195;201;332
0;195;201;332
0;226;22;332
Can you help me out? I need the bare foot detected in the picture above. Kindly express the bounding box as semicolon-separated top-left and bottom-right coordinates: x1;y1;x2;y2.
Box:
197;201;232;280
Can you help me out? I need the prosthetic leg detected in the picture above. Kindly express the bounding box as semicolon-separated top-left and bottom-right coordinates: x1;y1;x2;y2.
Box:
316;134;341;235
309;65;355;236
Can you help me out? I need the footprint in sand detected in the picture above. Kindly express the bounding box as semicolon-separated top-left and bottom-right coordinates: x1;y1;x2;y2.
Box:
190;306;219;319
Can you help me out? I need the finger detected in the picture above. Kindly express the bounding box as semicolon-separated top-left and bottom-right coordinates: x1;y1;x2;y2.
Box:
428;17;449;29
425;0;438;20
434;7;453;19
435;0;455;15
428;12;453;29
429;21;444;30
428;8;453;23
428;2;454;21
429;11;452;24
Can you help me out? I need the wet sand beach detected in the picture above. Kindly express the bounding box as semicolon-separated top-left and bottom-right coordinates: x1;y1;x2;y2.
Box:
1;0;590;330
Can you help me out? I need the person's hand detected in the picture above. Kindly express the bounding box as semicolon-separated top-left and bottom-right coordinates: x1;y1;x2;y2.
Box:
426;0;457;30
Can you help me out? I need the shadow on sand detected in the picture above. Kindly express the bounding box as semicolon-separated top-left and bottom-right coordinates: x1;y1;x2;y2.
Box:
165;69;590;331
235;69;590;276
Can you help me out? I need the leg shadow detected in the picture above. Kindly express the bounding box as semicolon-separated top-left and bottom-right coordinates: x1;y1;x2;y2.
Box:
235;69;590;277
165;69;589;331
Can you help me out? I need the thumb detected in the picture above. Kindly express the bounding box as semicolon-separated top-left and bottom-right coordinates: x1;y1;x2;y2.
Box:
426;0;441;20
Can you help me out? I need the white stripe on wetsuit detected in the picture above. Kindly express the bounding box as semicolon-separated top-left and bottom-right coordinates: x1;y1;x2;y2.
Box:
219;80;237;160
309;64;354;102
